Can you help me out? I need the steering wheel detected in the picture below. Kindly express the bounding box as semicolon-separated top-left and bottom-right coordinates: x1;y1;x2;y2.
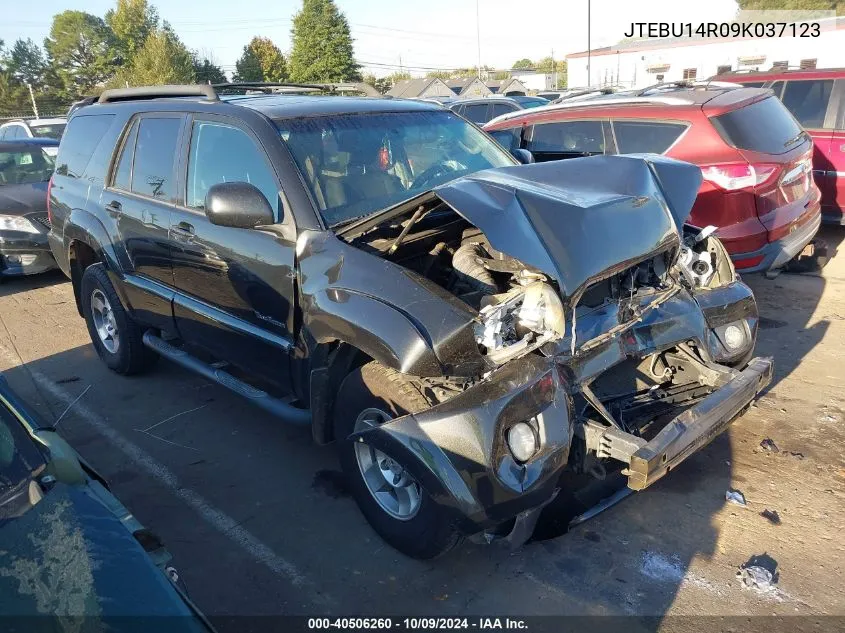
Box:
411;162;461;190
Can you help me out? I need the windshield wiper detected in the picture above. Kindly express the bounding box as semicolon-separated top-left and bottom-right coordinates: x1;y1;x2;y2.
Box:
330;214;373;230
783;131;806;149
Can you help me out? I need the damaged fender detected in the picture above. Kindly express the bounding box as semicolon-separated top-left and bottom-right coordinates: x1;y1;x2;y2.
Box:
351;354;573;533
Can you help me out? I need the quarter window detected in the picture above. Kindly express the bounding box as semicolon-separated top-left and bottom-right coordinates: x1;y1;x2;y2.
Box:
131;117;181;201
527;120;605;156
612;121;687;154
186;121;279;214
55;114;114;178
780;79;833;128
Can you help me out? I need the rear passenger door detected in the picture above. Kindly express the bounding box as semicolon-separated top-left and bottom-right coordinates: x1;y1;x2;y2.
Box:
169;115;296;385
105;113;185;290
524;119;608;161
775;78;839;217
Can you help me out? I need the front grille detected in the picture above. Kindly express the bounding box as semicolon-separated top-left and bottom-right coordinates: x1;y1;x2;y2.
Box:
30;214;51;229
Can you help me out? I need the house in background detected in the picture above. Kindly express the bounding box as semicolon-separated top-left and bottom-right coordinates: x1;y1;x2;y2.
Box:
445;77;492;97
486;78;528;95
387;78;453;99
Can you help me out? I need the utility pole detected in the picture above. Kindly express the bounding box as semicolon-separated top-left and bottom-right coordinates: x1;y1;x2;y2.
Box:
587;0;591;87
476;0;482;79
551;48;556;89
26;83;39;120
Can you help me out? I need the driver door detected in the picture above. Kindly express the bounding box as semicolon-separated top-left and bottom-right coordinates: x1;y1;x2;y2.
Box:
169;114;297;387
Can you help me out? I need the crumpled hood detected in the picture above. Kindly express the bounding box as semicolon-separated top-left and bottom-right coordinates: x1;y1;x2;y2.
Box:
434;154;702;299
0;182;48;216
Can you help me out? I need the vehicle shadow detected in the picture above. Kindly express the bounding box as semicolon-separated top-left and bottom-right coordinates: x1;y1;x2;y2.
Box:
0;269;68;296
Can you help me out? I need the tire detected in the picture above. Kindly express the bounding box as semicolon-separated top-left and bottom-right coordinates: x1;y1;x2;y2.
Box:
334;362;463;559
80;263;157;375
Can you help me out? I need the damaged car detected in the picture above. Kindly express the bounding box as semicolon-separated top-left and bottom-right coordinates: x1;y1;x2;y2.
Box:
48;85;772;559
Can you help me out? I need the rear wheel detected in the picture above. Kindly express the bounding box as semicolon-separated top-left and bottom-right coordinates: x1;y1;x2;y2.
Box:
334;362;462;559
81;264;157;375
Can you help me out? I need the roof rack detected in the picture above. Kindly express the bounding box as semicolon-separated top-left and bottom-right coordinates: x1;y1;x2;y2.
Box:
212;81;324;93
553;87;617;103
98;84;219;104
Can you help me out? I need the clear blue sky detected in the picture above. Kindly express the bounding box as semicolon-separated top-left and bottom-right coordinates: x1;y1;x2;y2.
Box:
0;0;740;77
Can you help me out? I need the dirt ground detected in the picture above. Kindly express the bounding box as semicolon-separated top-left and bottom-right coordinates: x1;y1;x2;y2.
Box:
1;227;844;628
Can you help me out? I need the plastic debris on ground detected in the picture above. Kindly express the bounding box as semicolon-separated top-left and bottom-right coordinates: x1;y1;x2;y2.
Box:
760;509;781;525
736;565;775;593
725;489;747;507
760;438;779;453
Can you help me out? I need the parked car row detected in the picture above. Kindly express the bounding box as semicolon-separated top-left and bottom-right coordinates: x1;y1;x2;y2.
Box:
0;118;67;156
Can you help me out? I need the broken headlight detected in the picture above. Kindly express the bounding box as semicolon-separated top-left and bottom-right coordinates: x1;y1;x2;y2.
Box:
475;281;566;365
679;225;736;289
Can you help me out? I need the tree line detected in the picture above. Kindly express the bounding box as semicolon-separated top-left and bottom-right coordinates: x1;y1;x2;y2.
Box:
0;0;359;117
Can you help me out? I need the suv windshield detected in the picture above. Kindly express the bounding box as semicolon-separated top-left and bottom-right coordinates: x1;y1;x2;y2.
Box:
277;110;515;227
0;148;55;185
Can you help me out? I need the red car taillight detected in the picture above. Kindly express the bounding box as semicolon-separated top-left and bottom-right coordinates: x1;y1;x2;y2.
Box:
46;175;54;225
700;163;779;191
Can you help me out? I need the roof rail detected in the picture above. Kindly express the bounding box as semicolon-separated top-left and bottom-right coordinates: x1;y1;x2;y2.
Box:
213;82;324;93
98;84;219;104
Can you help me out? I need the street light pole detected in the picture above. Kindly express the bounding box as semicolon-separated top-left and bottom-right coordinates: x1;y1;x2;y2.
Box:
587;0;591;87
476;0;482;79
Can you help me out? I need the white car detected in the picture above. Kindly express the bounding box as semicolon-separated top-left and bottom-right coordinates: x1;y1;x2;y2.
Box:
0;118;66;155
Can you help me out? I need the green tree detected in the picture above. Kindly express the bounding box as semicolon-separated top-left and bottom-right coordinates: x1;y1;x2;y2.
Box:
192;53;227;84
112;28;194;86
105;0;160;66
511;58;533;70
289;0;360;82
6;39;47;87
234;37;287;82
44;11;116;95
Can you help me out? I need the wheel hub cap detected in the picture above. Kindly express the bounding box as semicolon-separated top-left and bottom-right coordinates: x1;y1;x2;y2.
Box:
354;408;422;521
91;289;120;354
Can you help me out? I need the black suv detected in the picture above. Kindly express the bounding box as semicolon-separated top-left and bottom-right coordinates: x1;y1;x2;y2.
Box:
49;84;772;559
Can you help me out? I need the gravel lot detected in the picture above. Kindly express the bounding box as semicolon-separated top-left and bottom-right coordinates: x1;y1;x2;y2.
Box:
1;228;844;627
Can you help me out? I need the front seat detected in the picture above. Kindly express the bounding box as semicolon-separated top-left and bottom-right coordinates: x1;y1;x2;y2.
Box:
334;133;403;205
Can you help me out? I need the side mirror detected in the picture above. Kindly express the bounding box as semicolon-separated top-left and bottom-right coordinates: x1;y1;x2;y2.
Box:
511;148;535;164
205;182;275;229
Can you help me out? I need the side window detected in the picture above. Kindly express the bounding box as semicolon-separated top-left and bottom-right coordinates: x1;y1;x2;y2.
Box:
8;126;22;139
612;121;688;154
463;104;490;124
491;103;516;118
131;117;182;201
769;81;785;98
56;115;115;178
488;128;520;151
527;120;605;155
186;121;279;216
451;104;465;117
112;120;138;191
780;79;833;128
0;127;7;140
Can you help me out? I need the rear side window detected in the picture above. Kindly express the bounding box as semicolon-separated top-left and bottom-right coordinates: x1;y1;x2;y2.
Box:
527;120;605;155
491;103;516;118
56;115;114;178
463;104;489;124
131;117;181;201
710;97;803;155
612;121;687;154
780;79;833;128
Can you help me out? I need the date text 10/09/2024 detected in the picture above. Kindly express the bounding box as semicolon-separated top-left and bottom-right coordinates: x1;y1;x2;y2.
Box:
623;22;822;39
307;618;529;630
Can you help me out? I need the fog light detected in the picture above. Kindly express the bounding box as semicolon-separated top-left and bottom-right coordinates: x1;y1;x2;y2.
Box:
507;422;538;463
5;255;21;265
723;324;745;351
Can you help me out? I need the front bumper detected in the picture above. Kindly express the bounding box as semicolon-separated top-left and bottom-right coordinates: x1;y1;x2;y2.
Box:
626;356;773;490
0;231;56;277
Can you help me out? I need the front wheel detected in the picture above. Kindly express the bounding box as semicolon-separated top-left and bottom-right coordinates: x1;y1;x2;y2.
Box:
334;362;462;559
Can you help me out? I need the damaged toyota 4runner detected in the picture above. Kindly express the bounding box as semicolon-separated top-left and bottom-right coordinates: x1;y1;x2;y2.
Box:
49;86;772;559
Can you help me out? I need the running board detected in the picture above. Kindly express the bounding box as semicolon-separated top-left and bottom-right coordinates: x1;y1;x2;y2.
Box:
142;332;311;425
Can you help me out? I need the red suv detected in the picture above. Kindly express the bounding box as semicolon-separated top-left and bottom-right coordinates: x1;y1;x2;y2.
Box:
710;68;845;225
483;84;822;273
